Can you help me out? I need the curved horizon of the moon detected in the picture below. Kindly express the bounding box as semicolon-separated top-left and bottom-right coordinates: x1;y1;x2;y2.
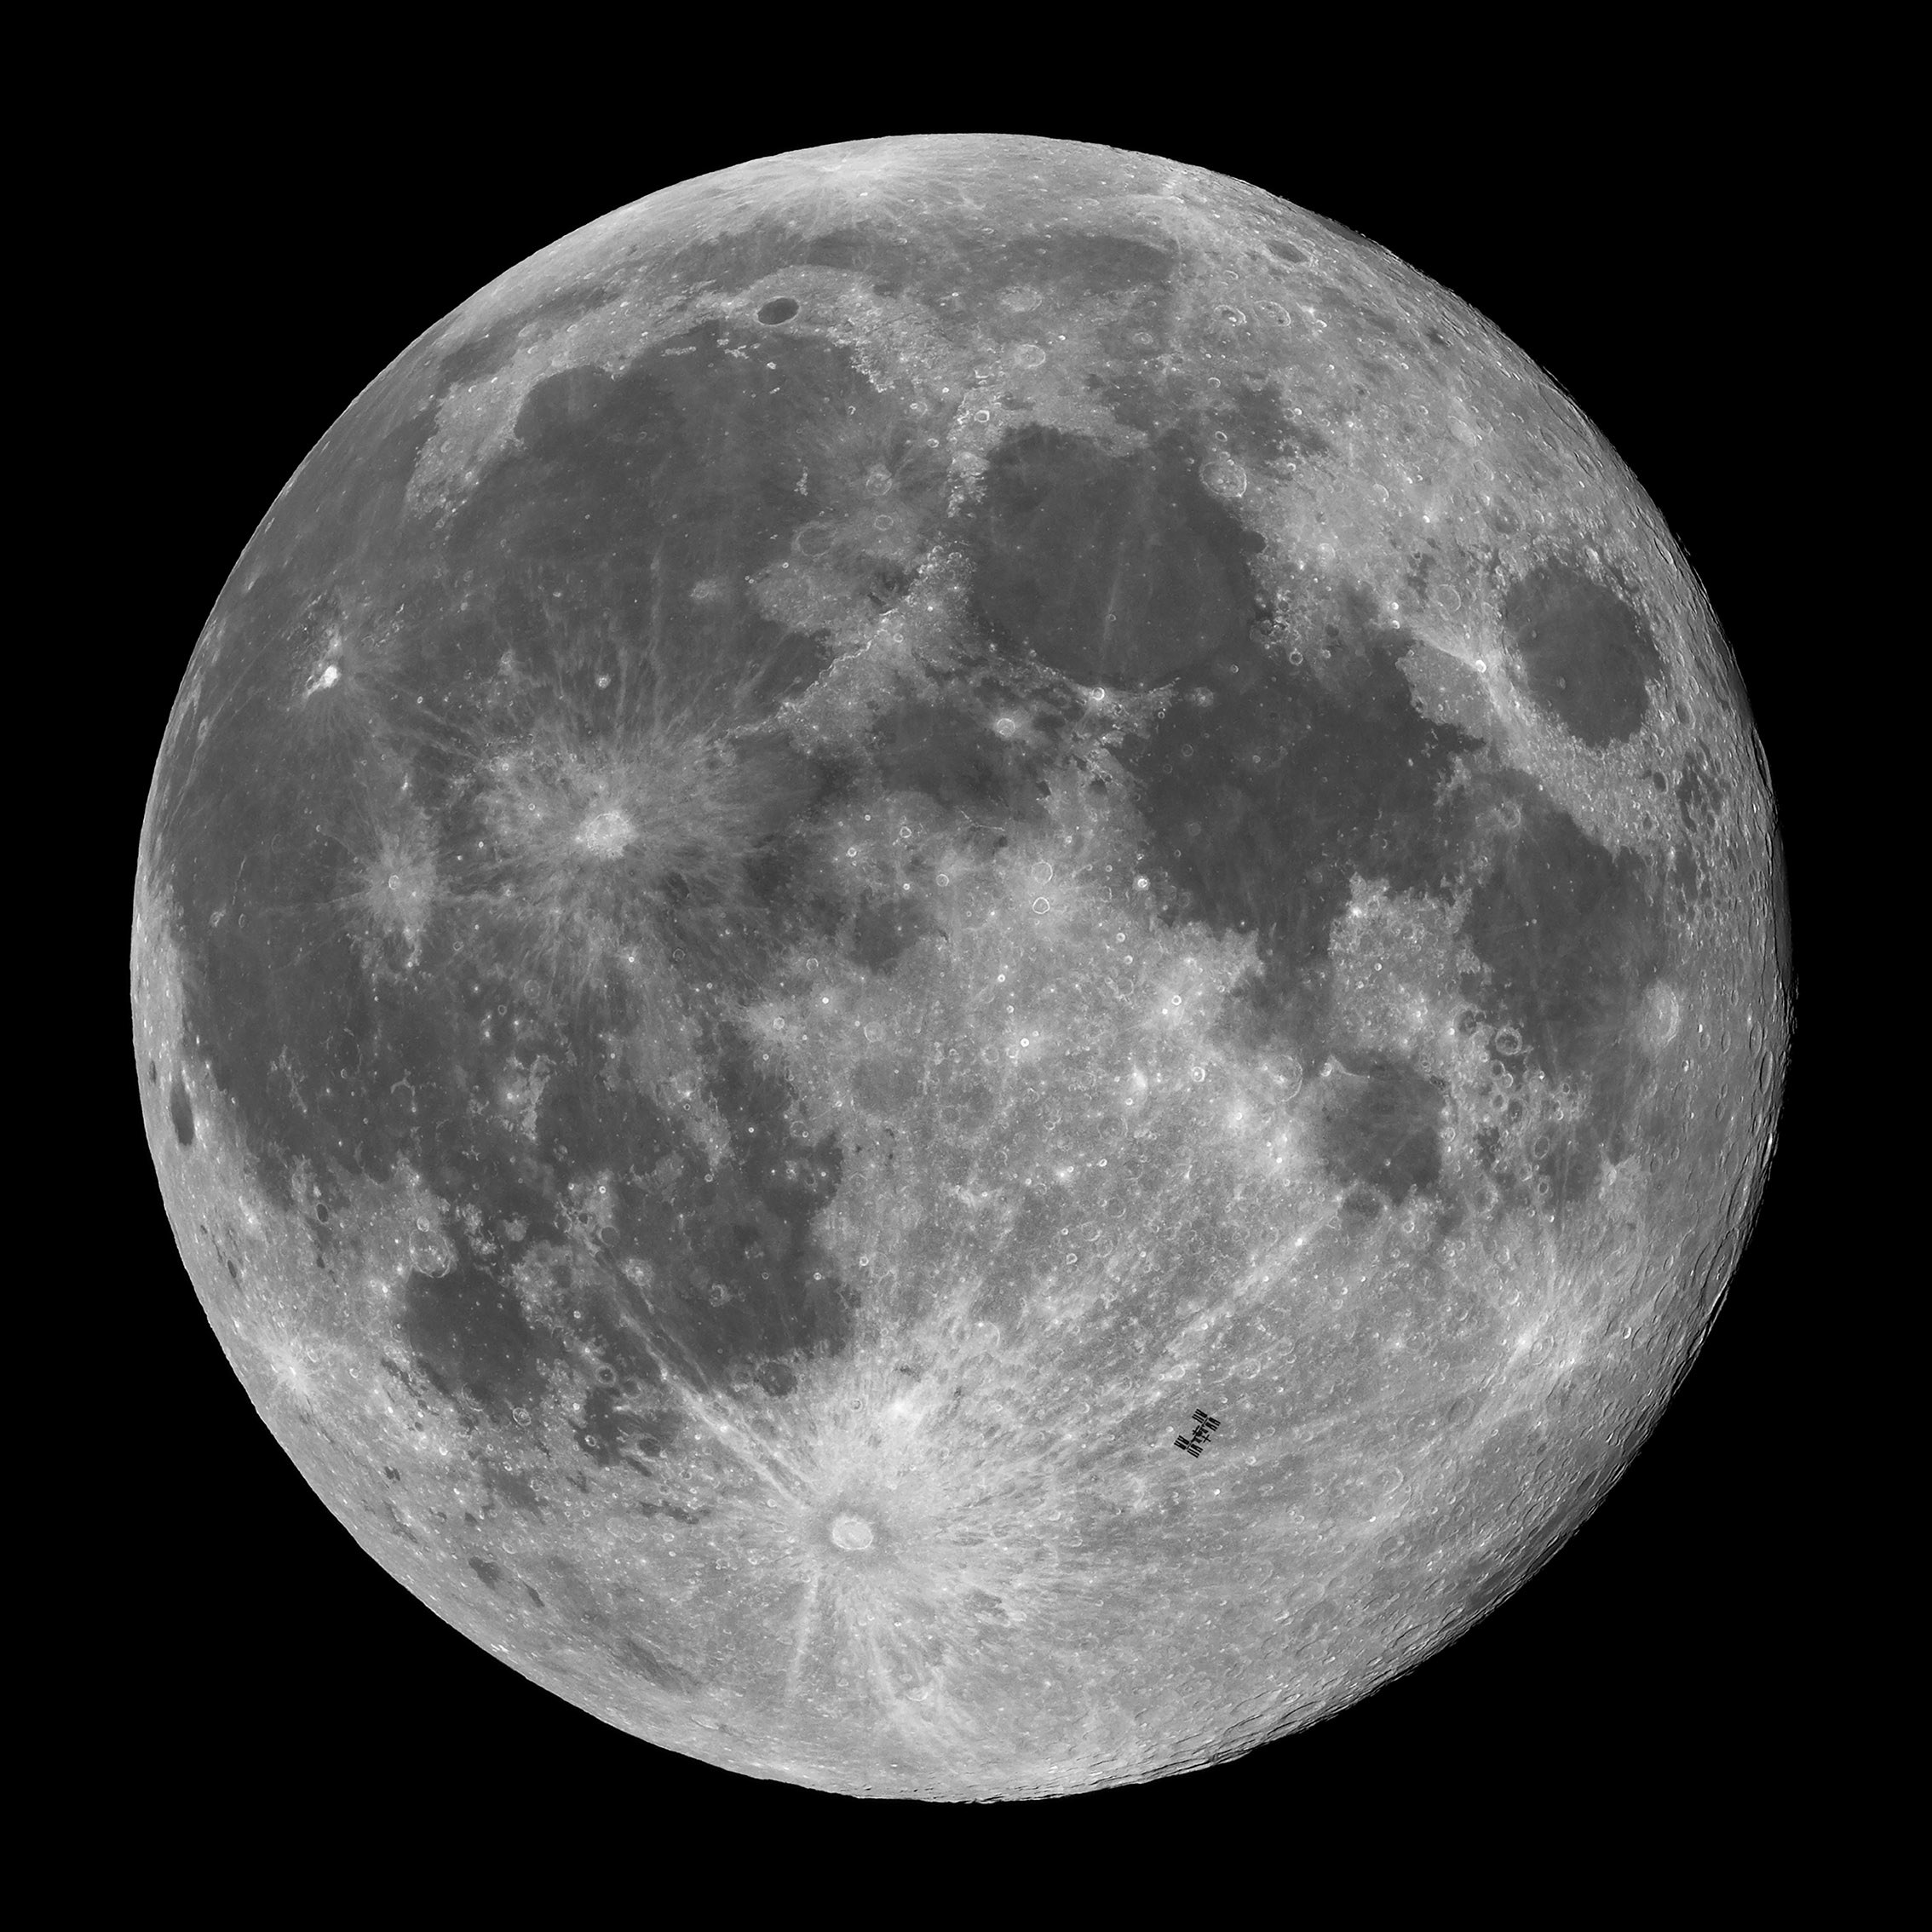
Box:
131;134;1788;1798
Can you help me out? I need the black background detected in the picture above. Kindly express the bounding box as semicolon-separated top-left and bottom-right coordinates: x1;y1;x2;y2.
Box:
102;77;1825;1862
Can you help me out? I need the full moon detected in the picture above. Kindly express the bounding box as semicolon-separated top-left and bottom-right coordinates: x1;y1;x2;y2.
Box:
132;135;1788;1798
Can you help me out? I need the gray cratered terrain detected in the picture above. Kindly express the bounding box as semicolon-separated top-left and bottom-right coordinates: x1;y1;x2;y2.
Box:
132;135;1789;1798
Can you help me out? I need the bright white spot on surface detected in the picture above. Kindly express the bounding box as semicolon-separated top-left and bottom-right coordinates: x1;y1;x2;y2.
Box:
575;808;633;857
830;1514;874;1551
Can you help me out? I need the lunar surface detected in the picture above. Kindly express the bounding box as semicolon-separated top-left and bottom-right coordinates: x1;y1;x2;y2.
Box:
133;135;1789;1798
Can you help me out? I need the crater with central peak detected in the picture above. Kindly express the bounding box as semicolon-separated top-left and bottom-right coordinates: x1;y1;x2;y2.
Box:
575;808;635;857
829;1514;875;1551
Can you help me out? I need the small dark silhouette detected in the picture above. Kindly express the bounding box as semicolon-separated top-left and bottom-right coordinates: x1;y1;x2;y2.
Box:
1174;1410;1221;1458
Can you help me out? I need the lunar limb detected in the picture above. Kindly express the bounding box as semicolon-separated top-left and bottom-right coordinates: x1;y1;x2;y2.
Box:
134;135;1788;1798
